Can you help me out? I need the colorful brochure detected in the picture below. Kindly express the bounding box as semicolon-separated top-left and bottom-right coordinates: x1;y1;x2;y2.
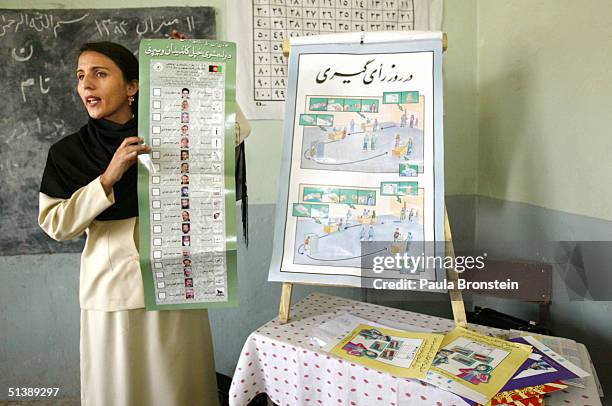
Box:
491;381;566;405
463;381;567;406
329;323;444;379
504;336;589;391
425;326;532;405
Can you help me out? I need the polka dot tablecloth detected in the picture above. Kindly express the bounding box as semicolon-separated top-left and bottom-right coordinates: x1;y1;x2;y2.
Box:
229;293;602;406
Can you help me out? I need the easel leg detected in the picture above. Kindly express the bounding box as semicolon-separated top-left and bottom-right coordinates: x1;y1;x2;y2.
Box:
445;208;468;327
279;282;293;324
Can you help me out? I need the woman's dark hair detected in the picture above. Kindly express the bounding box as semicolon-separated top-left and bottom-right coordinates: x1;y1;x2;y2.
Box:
78;42;139;113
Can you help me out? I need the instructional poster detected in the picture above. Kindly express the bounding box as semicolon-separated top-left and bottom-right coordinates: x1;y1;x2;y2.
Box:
138;39;237;310
269;32;446;288
228;0;443;119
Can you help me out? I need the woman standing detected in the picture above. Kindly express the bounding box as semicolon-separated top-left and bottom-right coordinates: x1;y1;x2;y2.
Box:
39;42;219;406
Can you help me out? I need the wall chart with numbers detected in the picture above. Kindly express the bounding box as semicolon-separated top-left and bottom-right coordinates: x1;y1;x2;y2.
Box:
137;39;238;310
268;31;446;288
228;0;443;120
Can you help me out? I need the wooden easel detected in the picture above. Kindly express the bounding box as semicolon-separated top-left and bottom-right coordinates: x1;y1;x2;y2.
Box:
278;34;467;328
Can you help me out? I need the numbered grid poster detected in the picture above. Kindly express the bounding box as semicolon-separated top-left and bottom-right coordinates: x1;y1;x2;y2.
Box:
269;32;446;288
138;39;237;310
227;0;442;119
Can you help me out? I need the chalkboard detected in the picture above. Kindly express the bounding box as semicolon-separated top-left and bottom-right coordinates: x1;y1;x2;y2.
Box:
0;7;216;256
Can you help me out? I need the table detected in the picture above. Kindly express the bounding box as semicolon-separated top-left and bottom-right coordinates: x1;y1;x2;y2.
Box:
229;293;602;406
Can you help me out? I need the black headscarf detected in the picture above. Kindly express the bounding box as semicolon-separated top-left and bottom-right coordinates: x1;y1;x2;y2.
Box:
40;116;139;220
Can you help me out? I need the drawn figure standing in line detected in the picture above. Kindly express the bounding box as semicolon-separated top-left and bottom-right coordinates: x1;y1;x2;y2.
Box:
400;112;407;128
363;134;369;151
366;193;374;206
360;226;366;242
393;227;401;242
346;209;352;224
408;208;416;223
457;364;493;385
370;132;376;150
407;137;414;155
368;226;374;241
373;118;379;132
394;133;401;148
349;118;355;134
304;235;311;255
409;114;415;128
400;206;407;222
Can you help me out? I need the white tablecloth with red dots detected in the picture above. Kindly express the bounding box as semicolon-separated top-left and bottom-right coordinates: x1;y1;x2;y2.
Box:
229;293;602;406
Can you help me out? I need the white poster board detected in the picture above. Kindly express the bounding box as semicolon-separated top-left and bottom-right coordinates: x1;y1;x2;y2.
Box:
269;31;446;289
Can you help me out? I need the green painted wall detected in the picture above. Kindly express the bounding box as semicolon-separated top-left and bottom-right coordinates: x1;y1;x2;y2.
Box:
442;0;478;196
477;0;612;220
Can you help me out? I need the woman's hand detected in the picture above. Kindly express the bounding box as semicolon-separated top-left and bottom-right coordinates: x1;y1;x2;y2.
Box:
100;136;151;195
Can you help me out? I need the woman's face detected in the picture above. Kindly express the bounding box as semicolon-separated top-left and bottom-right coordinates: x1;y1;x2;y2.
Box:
77;51;138;123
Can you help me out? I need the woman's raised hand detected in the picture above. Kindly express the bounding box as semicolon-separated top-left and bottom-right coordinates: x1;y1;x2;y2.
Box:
100;136;151;195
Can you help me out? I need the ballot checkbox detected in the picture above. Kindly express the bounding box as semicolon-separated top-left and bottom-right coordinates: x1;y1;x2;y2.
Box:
154;263;163;270
153;225;162;234
152;151;160;159
155;271;164;278
152;188;160;196
152;175;160;184
152;138;161;146
152;126;161;134
153;213;161;221
153;164;160;171
153;88;161;96
152;100;161;109
152;200;161;209
153;250;162;259
152;113;161;121
157;282;165;289
153;238;162;246
158;292;166;299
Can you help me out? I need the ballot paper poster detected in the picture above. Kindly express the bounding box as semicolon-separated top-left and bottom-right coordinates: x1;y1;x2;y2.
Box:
137;39;237;310
268;32;446;288
227;0;443;119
